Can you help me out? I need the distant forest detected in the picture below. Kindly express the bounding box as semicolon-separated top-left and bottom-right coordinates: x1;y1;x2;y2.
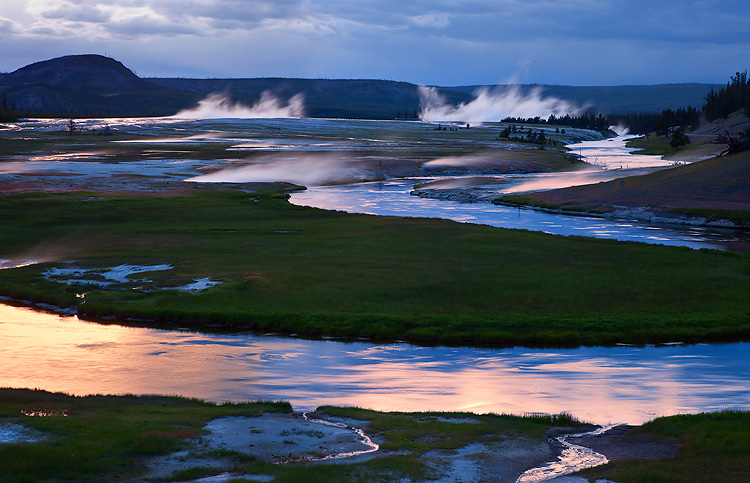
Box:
704;71;750;122
507;71;749;136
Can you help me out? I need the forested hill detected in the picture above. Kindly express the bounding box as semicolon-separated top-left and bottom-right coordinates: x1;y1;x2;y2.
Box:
146;77;471;119
0;54;722;118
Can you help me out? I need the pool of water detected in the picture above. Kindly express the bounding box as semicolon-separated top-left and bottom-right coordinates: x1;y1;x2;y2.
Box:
2;303;747;425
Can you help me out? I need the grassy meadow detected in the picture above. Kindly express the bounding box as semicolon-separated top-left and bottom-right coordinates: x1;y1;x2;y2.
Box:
0;388;291;483
580;410;750;483
0;388;578;483
1;187;749;347
1;389;748;482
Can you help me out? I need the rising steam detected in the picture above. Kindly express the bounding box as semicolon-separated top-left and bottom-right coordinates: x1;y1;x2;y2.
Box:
187;153;374;187
174;91;305;119
419;85;581;123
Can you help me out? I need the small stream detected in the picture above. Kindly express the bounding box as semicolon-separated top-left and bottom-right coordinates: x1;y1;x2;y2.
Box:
517;426;613;483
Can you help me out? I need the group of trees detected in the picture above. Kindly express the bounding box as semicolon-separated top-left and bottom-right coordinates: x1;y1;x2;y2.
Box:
704;71;750;122
0;92;20;122
505;107;702;137
503;71;748;140
497;125;550;148
505;113;612;132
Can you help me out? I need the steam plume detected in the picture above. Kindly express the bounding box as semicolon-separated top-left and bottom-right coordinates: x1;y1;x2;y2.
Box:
174;91;305;119
419;85;581;123
187;153;373;187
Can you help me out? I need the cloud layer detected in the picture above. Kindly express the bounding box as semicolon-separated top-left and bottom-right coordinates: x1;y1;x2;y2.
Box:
1;1;748;86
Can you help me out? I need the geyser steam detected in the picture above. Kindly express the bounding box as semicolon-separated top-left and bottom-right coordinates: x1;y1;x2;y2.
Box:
187;153;372;187
419;85;581;123
174;92;305;119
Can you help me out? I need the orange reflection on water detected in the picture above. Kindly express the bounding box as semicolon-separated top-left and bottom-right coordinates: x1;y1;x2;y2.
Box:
2;303;748;424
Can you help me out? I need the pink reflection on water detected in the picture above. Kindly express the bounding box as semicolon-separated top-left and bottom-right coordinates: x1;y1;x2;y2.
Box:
569;135;672;170
1;303;748;425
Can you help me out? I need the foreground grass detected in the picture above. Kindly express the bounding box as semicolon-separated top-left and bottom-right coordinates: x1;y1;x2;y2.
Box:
0;388;290;483
1;188;749;347
0;388;575;482
2;389;749;482
580;410;750;483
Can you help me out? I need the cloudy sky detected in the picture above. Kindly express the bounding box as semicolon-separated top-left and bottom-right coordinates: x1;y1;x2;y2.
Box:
1;0;748;86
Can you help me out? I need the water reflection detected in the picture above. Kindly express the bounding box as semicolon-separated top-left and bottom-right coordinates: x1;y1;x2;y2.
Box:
2;303;748;425
569;135;677;169
291;179;749;250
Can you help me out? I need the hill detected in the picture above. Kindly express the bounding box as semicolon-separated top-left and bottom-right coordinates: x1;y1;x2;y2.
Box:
0;54;722;118
147;77;472;119
0;55;199;117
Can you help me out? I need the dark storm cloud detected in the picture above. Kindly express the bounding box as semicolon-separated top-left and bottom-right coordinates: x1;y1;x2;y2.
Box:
1;0;748;84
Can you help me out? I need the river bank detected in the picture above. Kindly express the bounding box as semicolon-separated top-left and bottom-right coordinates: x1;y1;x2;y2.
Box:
0;387;701;483
413;186;747;230
2;188;750;348
3;388;746;483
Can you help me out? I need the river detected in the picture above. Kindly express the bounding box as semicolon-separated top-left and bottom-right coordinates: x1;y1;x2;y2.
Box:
1;118;749;425
2;302;748;425
289;133;750;251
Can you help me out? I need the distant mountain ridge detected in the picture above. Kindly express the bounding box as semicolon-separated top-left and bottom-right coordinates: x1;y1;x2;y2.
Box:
0;54;722;118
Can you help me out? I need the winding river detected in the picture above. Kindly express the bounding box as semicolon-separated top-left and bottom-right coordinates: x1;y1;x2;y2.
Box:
2;118;749;429
289;134;750;251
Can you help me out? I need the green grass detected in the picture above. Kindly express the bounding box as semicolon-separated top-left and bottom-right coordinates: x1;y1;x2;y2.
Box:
0;389;579;483
0;388;290;483
580;410;750;483
2;389;749;482
1;188;749;347
625;135;677;155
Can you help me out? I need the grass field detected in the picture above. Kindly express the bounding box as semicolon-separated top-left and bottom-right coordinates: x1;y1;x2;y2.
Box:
0;388;290;483
0;388;577;482
1;389;748;482
580;410;750;483
1;187;749;347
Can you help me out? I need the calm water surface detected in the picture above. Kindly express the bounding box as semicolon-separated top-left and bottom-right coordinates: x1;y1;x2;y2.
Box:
2;303;748;425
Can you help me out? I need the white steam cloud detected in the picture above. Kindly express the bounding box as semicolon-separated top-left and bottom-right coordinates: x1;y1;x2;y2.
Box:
174;91;305;119
419;85;582;123
187;154;374;187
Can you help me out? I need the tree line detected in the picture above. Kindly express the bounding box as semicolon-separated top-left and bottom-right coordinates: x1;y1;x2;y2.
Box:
504;107;700;136
704;71;750;122
506;71;748;136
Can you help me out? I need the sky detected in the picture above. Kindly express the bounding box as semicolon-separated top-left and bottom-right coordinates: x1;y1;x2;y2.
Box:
0;0;748;86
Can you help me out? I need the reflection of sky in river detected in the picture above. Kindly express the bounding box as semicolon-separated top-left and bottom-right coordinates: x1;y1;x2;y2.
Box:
568;135;678;169
2;303;748;425
291;179;747;250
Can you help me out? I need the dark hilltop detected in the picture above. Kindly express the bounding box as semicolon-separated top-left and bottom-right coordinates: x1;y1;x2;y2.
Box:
0;54;721;119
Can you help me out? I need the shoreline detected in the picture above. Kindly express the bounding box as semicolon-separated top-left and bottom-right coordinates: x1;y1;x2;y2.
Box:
412;187;750;231
410;188;750;230
0;387;682;483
